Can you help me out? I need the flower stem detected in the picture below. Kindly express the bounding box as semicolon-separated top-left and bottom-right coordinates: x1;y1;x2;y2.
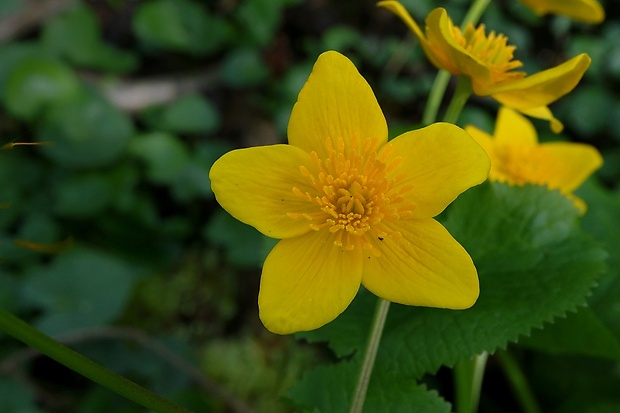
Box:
420;0;490;126
422;70;451;125
496;350;542;413
0;308;194;413
460;0;492;29
442;75;472;124
348;297;391;413
454;353;488;413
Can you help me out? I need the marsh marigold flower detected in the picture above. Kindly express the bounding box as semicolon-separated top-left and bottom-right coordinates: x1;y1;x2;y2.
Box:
465;106;602;213
210;51;491;334
518;0;604;24
377;1;591;133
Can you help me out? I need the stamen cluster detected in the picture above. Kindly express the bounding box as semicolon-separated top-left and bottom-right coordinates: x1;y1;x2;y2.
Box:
453;23;526;84
290;138;414;253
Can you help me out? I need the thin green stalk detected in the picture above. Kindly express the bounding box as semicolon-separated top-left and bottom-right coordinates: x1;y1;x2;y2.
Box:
422;70;451;125
421;0;490;125
442;75;472;124
460;0;492;29
454;353;488;413
496;350;542;413
0;308;194;413
348;298;391;413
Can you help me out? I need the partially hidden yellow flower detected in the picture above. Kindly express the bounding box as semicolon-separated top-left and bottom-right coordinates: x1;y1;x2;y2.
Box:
210;51;491;334
465;106;603;213
377;1;591;133
518;0;604;24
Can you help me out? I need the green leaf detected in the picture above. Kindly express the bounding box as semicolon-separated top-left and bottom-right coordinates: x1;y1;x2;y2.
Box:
519;306;620;360
42;3;137;72
140;94;221;134
22;247;140;335
526;353;620;413
53;172;114;218
170;140;231;201
133;0;230;55
204;209;269;268
0;42;47;97
128;132;190;185
578;181;620;344
556;85;614;139
287;358;452;413
297;291;373;358
0;378;44;413
234;0;299;47
222;48;269;88
0;272;20;313
36;91;133;169
4;56;81;119
300;182;606;380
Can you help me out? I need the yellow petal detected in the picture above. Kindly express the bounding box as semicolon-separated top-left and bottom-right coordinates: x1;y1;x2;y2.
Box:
464;125;495;157
519;0;605;24
487;54;591;109
377;1;425;42
424;8;490;81
362;218;479;309
517;106;564;133
494;106;539;146
383;122;490;219
210;144;318;239
258;231;363;334
287;50;387;160
539;142;603;193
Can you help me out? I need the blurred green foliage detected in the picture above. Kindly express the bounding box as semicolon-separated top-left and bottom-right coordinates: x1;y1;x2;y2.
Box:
0;0;618;412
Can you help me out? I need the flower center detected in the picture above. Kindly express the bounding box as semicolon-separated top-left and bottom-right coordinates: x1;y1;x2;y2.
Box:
452;23;526;85
290;138;414;254
493;144;546;186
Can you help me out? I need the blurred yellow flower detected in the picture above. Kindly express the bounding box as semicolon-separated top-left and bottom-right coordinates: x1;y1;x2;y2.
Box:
210;51;490;334
465;107;603;213
377;1;591;132
519;0;604;24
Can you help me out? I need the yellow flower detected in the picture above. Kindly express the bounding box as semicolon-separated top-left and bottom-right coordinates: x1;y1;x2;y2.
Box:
377;1;591;132
465;106;603;213
210;51;490;334
518;0;605;24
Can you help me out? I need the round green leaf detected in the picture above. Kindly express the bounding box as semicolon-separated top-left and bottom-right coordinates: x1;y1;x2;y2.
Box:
4;56;81;119
222;48;269;88
36;91;133;169
133;0;229;55
22;248;139;335
140;94;221;134
128;132;190;184
54;173;114;218
42;3;137;72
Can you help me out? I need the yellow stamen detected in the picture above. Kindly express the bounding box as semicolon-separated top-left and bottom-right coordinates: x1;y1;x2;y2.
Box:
493;145;546;186
290;138;415;255
452;23;526;84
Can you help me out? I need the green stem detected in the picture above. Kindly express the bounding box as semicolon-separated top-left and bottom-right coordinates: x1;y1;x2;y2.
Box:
348;298;391;413
420;0;490;126
442;75;472;124
496;350;542;413
454;353;488;413
422;70;451;125
460;0;492;29
0;308;194;413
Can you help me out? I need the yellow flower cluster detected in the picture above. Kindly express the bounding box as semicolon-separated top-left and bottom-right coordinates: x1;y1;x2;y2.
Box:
377;1;591;132
210;0;604;334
